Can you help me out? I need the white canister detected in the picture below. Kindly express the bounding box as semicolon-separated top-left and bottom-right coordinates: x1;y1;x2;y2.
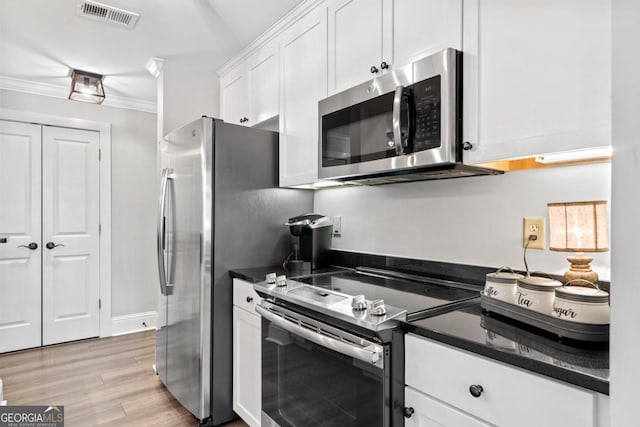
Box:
553;283;610;324
515;276;563;315
484;269;525;304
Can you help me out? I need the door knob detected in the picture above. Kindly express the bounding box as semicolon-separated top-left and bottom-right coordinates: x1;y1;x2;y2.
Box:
46;242;64;250
18;242;38;250
380;61;389;70
370;65;379;74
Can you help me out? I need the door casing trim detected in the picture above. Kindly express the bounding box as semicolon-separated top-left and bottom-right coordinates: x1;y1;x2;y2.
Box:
0;108;112;338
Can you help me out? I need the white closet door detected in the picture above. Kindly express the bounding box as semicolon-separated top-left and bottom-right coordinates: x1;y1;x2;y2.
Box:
0;120;42;353
42;126;100;345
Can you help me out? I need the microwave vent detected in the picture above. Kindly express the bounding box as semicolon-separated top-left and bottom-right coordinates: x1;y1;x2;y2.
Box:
77;0;140;29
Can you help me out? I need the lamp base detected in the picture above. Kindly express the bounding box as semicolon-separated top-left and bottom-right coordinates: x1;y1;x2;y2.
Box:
564;253;599;285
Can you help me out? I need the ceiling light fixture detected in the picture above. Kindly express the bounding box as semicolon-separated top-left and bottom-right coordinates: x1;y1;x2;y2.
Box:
69;69;105;104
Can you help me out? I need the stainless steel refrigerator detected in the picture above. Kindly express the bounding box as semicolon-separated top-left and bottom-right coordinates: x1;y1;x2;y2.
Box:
156;117;312;424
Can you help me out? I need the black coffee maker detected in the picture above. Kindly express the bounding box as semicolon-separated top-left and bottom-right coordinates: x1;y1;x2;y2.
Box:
284;213;333;274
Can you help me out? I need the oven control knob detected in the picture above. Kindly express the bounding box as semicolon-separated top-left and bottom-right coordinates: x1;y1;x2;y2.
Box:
351;294;367;311
265;273;277;284
275;275;287;287
370;299;387;316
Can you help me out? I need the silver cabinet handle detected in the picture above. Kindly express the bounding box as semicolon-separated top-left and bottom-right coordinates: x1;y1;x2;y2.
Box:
157;168;174;296
255;304;383;368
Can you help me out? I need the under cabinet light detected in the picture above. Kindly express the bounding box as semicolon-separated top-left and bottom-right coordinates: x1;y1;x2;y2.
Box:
290;180;349;190
535;146;612;164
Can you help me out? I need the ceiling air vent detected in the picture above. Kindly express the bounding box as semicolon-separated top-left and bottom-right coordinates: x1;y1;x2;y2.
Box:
77;0;140;29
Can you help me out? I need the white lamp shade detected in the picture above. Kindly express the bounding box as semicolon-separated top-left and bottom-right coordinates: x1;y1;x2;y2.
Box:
548;201;608;252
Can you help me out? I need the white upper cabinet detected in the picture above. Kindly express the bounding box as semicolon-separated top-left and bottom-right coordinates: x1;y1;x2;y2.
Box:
248;40;280;126
220;64;249;126
327;0;462;95
462;0;612;164
327;0;385;95
279;6;328;187
387;0;462;68
220;41;280;128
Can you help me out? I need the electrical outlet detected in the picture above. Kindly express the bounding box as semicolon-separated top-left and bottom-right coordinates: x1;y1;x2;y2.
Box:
332;216;342;237
523;217;545;249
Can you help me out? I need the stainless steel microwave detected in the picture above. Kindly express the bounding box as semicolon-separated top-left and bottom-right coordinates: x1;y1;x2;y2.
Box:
318;48;501;184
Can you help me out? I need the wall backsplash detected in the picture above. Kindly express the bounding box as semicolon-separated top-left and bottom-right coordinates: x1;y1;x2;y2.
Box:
314;162;612;281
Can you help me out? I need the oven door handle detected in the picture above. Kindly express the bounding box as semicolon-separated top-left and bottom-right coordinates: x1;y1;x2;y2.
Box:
256;305;384;369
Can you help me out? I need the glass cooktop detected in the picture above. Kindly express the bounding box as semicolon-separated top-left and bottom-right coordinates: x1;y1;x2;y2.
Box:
294;269;480;316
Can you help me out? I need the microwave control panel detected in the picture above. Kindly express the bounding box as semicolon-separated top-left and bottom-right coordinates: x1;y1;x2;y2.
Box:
412;75;441;152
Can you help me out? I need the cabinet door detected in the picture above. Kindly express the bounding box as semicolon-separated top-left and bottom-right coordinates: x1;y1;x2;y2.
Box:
385;0;462;68
233;307;261;427
248;41;279;125
0;120;42;353
405;387;490;427
328;0;384;95
42;126;101;346
463;0;611;164
279;6;328;187
221;65;249;126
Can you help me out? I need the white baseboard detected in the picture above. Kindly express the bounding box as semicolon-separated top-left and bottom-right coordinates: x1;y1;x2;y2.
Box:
111;311;157;336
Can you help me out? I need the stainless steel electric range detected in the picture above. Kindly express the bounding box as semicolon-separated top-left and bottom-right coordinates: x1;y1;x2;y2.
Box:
254;267;481;427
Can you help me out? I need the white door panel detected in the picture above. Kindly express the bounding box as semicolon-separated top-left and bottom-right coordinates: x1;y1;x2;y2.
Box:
42;126;100;345
0;120;42;353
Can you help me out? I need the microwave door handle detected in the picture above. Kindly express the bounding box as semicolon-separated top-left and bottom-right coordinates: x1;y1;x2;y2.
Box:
255;305;383;369
392;85;405;155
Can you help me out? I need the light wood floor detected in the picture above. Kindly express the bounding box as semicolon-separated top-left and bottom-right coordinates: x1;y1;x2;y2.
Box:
0;331;248;427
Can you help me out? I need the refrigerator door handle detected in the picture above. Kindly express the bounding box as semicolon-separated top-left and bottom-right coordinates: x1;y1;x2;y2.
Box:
157;168;175;295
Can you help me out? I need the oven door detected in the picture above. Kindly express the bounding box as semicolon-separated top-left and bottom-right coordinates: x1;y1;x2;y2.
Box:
319;64;413;180
256;301;390;427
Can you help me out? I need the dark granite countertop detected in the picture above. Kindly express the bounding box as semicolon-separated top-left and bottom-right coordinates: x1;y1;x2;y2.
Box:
406;301;609;395
230;252;609;396
230;266;288;284
229;266;347;284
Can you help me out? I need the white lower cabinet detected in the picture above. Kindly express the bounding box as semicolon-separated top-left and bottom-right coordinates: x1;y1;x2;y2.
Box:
233;279;262;427
405;387;490;427
405;334;608;427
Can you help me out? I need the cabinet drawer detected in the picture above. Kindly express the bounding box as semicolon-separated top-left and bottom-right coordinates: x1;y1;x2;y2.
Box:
405;386;490;427
233;279;261;314
405;334;595;427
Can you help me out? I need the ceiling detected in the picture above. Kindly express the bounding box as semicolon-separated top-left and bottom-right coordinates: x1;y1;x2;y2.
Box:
0;0;303;107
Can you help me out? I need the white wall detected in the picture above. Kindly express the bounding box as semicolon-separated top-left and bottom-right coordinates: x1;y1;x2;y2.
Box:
159;57;220;137
315;162;611;280
0;89;158;318
611;0;640;424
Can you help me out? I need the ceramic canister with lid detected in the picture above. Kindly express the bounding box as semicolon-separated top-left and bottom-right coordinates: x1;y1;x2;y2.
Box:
515;276;563;315
553;282;610;324
484;268;525;304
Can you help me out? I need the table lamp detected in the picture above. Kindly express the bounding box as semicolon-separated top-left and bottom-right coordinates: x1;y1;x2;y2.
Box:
547;201;608;284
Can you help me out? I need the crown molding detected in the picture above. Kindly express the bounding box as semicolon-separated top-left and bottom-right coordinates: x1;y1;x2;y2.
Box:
145;57;164;78
0;75;157;114
216;0;325;76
